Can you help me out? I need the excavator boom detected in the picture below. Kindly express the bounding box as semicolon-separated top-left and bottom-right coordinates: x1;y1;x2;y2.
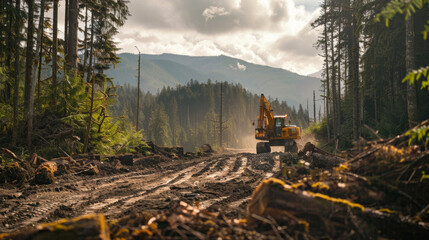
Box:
257;94;274;133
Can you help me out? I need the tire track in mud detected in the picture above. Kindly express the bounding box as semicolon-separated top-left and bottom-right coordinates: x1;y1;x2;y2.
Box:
0;158;207;231
0;152;279;232
81;157;222;218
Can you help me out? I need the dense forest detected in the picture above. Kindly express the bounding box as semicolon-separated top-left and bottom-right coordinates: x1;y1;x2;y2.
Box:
0;0;428;156
311;0;429;149
0;0;138;156
111;80;310;151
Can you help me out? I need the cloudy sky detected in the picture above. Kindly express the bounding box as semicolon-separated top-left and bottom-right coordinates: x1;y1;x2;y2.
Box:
113;0;323;76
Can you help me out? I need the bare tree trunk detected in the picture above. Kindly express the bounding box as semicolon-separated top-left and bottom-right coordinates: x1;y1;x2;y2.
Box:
64;0;69;64
136;50;141;131
66;0;78;74
83;13;95;153
337;3;342;132
86;13;94;84
323;0;331;142
24;0;34;113
351;0;361;141
313;90;316;123
82;1;88;79
330;1;337;141
52;0;58;105
405;13;418;128
37;39;42;111
27;0;46;148
12;0;21;146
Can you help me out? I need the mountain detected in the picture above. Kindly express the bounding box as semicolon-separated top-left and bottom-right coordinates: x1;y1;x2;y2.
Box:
106;53;321;107
307;69;322;79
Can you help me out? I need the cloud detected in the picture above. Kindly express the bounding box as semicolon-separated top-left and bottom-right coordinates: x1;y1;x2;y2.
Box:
202;6;230;21
275;24;319;57
230;62;247;71
113;0;324;75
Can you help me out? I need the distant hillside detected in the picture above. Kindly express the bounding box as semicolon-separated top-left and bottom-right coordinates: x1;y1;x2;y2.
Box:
106;53;321;107
307;69;322;79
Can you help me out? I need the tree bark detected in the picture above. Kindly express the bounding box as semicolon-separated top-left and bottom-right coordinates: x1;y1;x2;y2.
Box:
330;0;337;141
12;0;21;146
24;0;34;113
28;0;46;148
82;1;88;79
405;13;418;128
351;0;361;141
337;2;342;133
64;0;68;65
52;0;58;105
66;0;78;74
83;14;95;153
323;0;331;142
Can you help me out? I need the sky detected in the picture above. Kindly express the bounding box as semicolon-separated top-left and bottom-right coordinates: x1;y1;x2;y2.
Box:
113;0;323;76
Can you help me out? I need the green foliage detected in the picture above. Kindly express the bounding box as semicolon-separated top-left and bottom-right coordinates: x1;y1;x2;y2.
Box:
112;81;311;151
406;126;429;147
148;104;172;146
376;0;429;29
402;66;429;89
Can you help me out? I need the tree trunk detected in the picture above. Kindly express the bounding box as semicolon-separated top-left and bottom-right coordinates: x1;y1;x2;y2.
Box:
323;0;331;142
337;3;342;133
136;51;141;131
66;0;78;74
52;0;58;105
405;13;418;128
351;0;361;141
64;0;68;65
330;1;337;141
24;0;34;113
83;13;95;153
82;2;88;79
27;0;46;148
12;0;21;146
86;13;94;84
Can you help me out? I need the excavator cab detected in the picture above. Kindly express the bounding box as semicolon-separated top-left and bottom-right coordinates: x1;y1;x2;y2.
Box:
274;117;284;137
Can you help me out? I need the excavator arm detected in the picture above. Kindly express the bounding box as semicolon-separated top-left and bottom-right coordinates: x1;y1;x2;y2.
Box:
256;94;274;134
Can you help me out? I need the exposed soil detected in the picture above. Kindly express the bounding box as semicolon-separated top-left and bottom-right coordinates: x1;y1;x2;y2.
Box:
0;151;279;233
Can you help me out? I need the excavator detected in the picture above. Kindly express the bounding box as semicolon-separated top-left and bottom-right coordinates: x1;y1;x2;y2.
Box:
255;94;301;154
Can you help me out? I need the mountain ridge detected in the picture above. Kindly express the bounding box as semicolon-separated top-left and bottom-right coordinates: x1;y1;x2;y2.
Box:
106;53;321;107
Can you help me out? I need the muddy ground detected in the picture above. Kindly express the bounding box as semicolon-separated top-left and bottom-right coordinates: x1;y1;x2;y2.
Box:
0;150;280;233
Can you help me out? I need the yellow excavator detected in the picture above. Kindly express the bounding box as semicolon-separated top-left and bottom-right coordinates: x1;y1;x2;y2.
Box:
255;94;301;154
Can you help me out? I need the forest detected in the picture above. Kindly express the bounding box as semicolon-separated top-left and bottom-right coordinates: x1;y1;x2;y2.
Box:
0;0;428;156
1;1;429;239
111;80;310;151
311;0;429;150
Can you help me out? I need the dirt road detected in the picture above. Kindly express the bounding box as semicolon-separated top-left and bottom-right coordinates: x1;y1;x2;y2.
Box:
0;151;280;233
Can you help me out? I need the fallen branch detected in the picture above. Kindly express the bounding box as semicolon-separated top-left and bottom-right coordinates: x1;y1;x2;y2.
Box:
0;147;23;163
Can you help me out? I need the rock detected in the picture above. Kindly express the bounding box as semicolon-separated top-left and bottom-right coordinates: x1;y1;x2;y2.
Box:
201;144;214;153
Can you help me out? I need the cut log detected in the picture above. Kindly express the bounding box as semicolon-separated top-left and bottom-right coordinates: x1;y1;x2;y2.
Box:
34;161;60;184
246;178;429;239
310;152;343;169
2;214;110;240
